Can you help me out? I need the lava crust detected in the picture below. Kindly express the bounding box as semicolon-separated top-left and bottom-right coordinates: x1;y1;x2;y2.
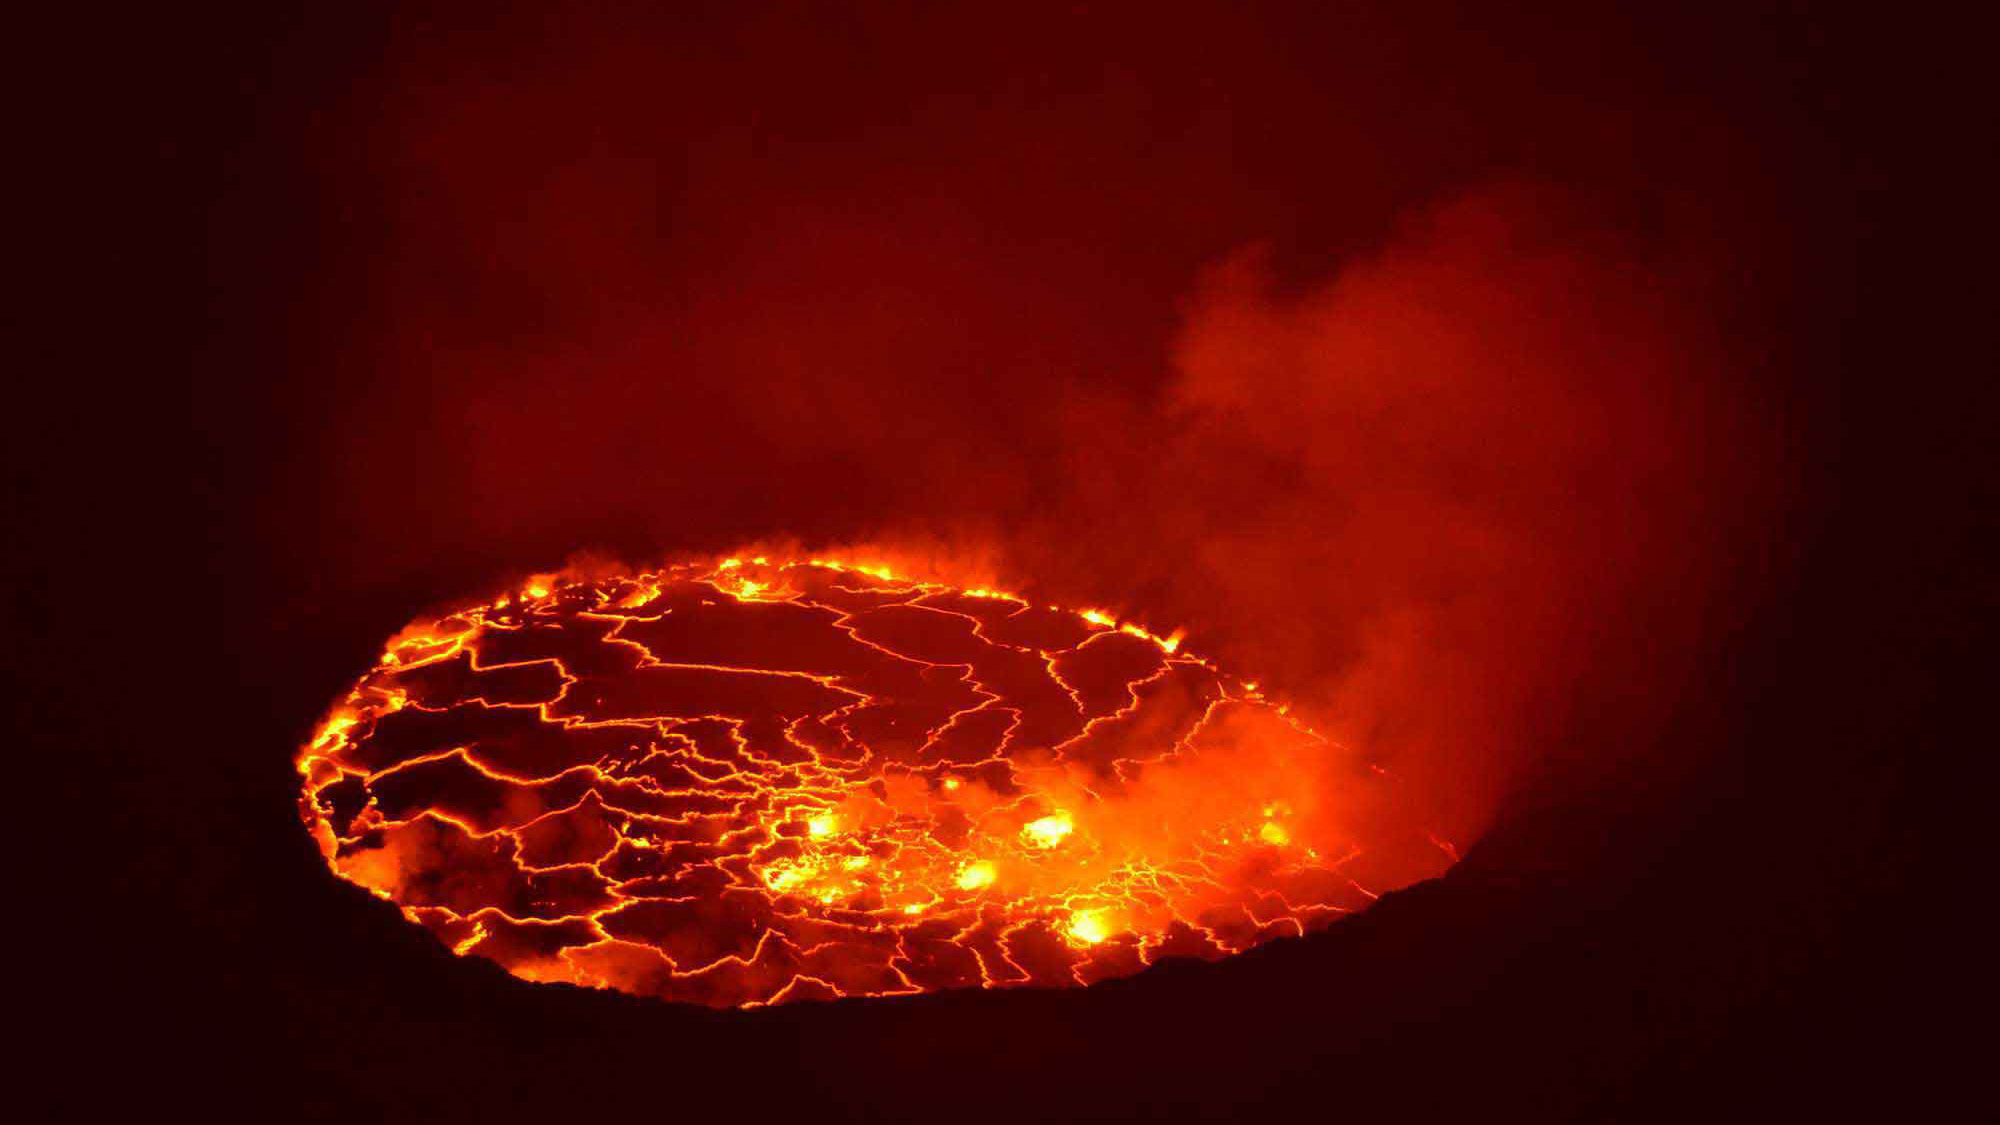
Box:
298;558;1424;1007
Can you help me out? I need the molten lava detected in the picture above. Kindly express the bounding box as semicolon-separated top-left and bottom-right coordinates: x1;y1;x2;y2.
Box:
297;557;1438;1007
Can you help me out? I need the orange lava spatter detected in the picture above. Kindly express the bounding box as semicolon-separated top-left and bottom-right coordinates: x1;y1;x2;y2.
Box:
297;557;1406;1007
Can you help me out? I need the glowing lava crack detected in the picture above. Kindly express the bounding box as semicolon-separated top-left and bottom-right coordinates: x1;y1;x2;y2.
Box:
298;558;1419;1007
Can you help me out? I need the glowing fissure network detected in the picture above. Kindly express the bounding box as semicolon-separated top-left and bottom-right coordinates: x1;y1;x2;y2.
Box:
297;557;1411;1007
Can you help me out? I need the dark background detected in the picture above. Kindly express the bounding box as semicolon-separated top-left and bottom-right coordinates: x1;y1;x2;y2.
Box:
24;1;1982;1120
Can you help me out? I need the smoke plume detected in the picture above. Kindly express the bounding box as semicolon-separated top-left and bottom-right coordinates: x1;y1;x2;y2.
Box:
911;181;1776;858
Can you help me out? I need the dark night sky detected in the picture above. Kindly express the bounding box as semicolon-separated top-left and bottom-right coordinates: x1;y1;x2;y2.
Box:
22;1;1982;1120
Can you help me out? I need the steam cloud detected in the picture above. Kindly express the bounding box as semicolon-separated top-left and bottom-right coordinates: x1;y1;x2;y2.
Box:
911;182;1775;861
323;179;1776;875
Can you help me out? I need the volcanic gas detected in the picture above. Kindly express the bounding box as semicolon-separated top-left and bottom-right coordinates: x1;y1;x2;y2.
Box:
297;557;1446;1007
